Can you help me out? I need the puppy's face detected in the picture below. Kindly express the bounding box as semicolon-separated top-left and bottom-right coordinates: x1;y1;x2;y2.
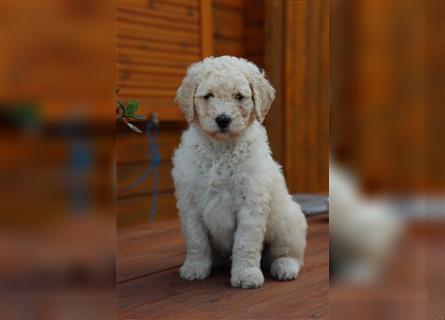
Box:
194;72;254;140
176;57;276;141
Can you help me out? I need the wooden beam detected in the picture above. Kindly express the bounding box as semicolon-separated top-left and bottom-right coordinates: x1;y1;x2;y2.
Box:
200;0;214;57
265;0;329;193
264;0;284;166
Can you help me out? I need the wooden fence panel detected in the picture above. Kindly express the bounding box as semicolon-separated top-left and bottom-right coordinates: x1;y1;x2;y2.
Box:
116;0;208;122
116;0;213;228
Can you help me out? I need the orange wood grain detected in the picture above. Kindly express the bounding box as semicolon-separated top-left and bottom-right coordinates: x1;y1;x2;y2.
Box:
213;0;245;10
117;27;200;47
200;0;214;57
264;0;284;165
213;37;245;56
116;70;184;85
117;215;329;319
245;0;265;66
116;0;202;122
212;0;246;58
117;161;175;198
117;220;185;282
117;63;186;76
214;6;245;40
117;1;199;23
117;7;200;32
116;123;184;164
117;192;178;227
117;36;200;55
117;48;199;65
266;0;329;194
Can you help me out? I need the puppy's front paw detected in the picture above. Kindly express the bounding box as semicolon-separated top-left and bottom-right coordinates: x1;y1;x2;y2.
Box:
231;267;264;289
180;260;211;281
270;257;301;281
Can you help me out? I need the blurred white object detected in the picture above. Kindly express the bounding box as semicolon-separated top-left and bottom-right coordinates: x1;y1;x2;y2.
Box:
330;161;402;283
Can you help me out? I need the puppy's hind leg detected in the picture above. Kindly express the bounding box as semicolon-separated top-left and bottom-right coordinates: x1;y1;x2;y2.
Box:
268;199;307;281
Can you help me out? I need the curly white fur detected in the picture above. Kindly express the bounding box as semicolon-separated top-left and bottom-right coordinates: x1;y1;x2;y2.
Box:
172;56;307;289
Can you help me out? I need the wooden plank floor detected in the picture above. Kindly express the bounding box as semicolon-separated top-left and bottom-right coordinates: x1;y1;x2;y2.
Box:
118;214;329;320
330;221;445;320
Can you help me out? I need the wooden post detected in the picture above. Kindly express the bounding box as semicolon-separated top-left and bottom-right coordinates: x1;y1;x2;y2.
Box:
265;0;329;194
200;0;214;58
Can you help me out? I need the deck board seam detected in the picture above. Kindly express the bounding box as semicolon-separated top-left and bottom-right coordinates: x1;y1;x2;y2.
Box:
118;264;181;285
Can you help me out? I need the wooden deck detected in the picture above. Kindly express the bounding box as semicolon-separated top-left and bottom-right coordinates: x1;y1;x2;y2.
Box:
117;214;329;319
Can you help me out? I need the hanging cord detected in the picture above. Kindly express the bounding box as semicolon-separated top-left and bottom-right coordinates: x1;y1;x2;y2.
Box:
149;117;160;223
119;121;153;194
66;123;92;217
119;114;161;223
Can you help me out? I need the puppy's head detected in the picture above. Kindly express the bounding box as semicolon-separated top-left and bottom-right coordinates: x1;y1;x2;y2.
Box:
176;56;275;140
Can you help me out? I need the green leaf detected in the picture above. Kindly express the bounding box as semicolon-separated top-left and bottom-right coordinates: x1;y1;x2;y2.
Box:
125;100;139;115
128;114;146;120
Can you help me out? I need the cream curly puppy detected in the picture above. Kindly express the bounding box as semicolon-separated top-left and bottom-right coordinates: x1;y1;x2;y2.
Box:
172;56;307;289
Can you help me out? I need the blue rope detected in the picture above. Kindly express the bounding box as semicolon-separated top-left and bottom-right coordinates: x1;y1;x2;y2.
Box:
119;120;161;223
149;122;160;223
65;123;92;217
119;122;153;194
69;138;92;216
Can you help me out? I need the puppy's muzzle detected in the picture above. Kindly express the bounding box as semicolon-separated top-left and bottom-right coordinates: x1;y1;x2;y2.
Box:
215;114;231;131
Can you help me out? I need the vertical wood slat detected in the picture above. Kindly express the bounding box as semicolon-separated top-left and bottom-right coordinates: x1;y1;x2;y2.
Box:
264;0;284;165
200;0;214;57
117;0;211;228
212;0;246;57
319;1;330;192
283;1;302;192
116;0;204;122
266;0;329;194
283;0;329;193
245;0;264;67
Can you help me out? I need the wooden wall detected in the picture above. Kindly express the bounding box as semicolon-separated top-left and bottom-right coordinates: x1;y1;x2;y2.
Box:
331;0;443;194
283;0;329;194
116;0;207;121
116;122;185;227
214;0;330;194
116;0;207;227
212;0;264;67
213;0;245;57
116;0;329;228
116;0;267;228
265;0;329;194
244;0;265;67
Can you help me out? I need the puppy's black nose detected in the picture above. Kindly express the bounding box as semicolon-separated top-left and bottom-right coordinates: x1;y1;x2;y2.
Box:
215;114;231;129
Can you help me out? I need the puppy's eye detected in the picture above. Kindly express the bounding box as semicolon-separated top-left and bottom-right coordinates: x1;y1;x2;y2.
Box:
234;93;244;101
203;93;214;100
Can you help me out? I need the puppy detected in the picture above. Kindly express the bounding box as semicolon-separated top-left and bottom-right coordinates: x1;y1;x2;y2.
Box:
172;56;307;289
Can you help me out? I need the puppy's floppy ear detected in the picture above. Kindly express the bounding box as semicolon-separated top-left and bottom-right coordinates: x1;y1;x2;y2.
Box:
249;69;276;123
175;74;196;123
175;61;205;124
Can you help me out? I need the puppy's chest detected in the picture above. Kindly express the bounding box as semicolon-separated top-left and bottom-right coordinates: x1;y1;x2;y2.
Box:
193;148;250;199
199;159;237;192
191;141;250;194
194;156;245;251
